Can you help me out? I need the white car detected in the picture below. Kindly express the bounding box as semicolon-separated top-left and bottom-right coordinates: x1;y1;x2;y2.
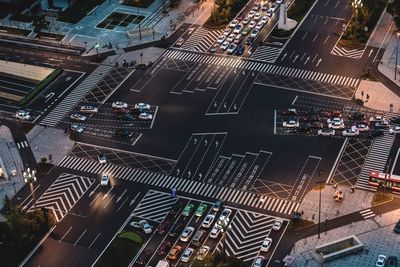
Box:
223;28;231;36
369;115;385;122
282;118;299;128
243;17;250;25
70;124;85;134
210;225;221;239
248;20;257;29
98;154;107;164
355;124;369;132
234;34;242;44
250;29;259;38
261;15;269;23
233;24;243;34
266;9;273;17
318;128;336;136
255;21;264;30
272;220;283;231
342;128;359;137
139;219;152;234
180;226;195;242
70;113;87;121
100;173;109;186
15;110;31;120
139;112;153;120
220;41;230;51
253;12;261;20
327;117;344;124
276;0;283;3
389;125;400;134
260;237;272;252
80;105;98;114
202;214;215;228
270;3;278;12
219;208;232;221
217;35;226;44
112;101;128;109
248;11;256;18
229;19;238;28
328;121;345;129
181;247;194;262
196;246;210;260
227;44;237;54
253;256;265;267
134;103;150;110
375;255;386;267
227;33;236;42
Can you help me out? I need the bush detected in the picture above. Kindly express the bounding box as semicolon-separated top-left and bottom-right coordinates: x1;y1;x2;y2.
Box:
122;0;156;8
205;0;248;27
10;13;34;22
19;68;63;106
58;0;105;23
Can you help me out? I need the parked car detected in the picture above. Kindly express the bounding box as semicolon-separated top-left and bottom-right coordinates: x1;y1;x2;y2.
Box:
70;124;85;134
100;173;110;186
235;45;245;55
254;12;261;20
195;203;208;216
182;203;195;216
98;154;107;164
375;120;390;129
255;21;264;30
354;124;369;132
328;119;345;129
15;110;31;120
348;111;365;120
223;28;231;36
210;225;222;238
196;246;210;260
243;17;250;25
375;255;386;267
134;103;150;110
202;214;215;228
253;256;265;267
261;15;269;23
342;128;360;137
260;237;272;252
233;24;243;34
209;43;219;53
181;247;194;262
227;44;237;54
180;226;195;242
227;33;236;42
219;208;232;221
248;10;256;18
112;101;128;109
135;250;150;266
250;29;259;38
139;219;152;234
169;223;184;237
220;41;230;51
386;256;398;267
80;105;98;114
248;20;257;29
167;245;182;260
229;20;239;28
272;220;283;231
389;125;400;134
139;112;153;120
282;117;299;128
115;129;134;138
213;199;223;211
282;108;297;116
270;3;278;12
70;113;87;121
318;128;335;136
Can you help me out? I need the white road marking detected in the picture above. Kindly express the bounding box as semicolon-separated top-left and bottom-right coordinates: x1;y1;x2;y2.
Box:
291;96;298;105
88;232;101;249
273;110;277;134
327;138;348;183
59;226;72;243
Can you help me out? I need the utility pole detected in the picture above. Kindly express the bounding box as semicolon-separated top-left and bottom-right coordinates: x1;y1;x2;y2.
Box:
317;170;323;239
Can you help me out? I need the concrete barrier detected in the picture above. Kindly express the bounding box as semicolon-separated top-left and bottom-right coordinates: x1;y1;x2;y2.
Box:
0;60;54;81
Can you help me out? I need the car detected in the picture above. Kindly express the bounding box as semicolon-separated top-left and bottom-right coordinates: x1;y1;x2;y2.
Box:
213;199;223;211
306;107;322;116
117;113;134;121
134;103;150;110
70;113;87;121
242;17;250;25
167;245;182;260
209;43;219;53
113;107;129;114
15;110;31;120
253;256;265;267
135;250;150;265
386;256;398;267
327;117;344;124
223;28;231;36
236;13;244;21
227;44;237;54
235;45;245;55
229;19;238;28
192;230;207;246
157;220;172;234
282;108;297;116
375;120;390;129
241;27;251;35
217;35;226;44
296;123;312;133
169;223;184;237
261;15;269;23
272;220;283;231
157;241;172;256
254;12;261;20
246;36;255;45
318;128;335;136
342;128;360;137
394;220;400;233
354;124;369;132
70;124;85;134
248;10;256;18
210;225;222;238
80;105;98;114
195;203;208;216
169;201;184;216
300;115;319;123
115;128;134;138
389;125;400;134
369;115;385;122
139;112;153;120
266;8;273;16
391;116;400;124
270;3;278;12
219;208;232;221
112;101;128;109
175;37;184;46
220;41;230;51
370;129;385;138
260;237;272;252
139;219;152;234
253;2;260;10
348;111;365;120
181;247;194;262
233;24;243;34
328;120;345;129
98;154;107;164
227;33;236;42
180;226;195;242
100;174;109;186
262;3;269;11
202;214;215;228
249;20;257;29
375;255;386;267
276;0;283;3
234;33;242;44
282;117;299;128
196;246;210;260
182;203;195;216
310;121;323;129
250;29;259;38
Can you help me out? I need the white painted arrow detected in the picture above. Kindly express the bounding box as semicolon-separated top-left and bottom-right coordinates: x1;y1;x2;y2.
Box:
304;56;310;65
316;58;322;67
281;52;287;61
117;189;127;203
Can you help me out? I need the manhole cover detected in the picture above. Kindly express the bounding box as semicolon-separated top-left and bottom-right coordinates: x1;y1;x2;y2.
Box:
75;26;83;30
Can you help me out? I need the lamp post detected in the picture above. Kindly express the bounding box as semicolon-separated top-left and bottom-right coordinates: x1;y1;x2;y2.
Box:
351;0;363;36
23;167;37;203
395;31;400;80
316;170;324;239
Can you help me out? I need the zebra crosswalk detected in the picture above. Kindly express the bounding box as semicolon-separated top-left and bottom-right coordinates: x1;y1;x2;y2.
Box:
164;50;360;88
331;45;365;59
356;134;396;191
180;27;223;52
57;155;299;215
360;208;376;220
133;190;177;222
28;173;94;222
251;46;282;63
39;64;114;127
16;140;29;149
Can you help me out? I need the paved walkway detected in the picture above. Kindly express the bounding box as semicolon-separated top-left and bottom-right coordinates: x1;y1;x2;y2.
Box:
103;47;166;66
378;24;400;88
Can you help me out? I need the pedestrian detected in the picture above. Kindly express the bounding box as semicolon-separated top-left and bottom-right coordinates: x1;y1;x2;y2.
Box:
301;210;304;215
325;218;328;226
312;214;315;220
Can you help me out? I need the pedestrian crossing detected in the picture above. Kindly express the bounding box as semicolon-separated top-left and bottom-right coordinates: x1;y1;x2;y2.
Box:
180;27;223;52
164;50;360;88
356;133;396;191
28;173;94;222
39;64;113;127
360;208;376;220
331;45;365;59
251;46;282;63
16;140;29;149
132;190;177;222
57;155;299;215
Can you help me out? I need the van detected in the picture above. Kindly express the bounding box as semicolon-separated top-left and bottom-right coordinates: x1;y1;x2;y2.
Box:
192;230;206;246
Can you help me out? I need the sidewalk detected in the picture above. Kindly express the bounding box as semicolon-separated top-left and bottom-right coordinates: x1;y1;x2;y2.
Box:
378;31;400;89
103;47;166;66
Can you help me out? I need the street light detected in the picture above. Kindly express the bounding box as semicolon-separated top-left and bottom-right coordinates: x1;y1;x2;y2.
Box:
316;170;324;239
351;0;363;24
23;167;37;204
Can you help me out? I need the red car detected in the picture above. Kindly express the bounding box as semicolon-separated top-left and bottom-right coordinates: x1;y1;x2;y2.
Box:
326;111;342;118
113;107;129;114
158;241;172;256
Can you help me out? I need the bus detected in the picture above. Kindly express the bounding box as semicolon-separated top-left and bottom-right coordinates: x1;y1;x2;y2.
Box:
368;171;400;192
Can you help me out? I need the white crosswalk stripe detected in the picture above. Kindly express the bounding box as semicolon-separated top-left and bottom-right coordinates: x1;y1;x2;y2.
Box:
16;140;29;149
27;173;93;222
356;134;396;191
164;50;360;88
39;65;113;127
132;190;177;222
180;27;224;52
251;46;282;63
359;208;375;219
58;155;298;215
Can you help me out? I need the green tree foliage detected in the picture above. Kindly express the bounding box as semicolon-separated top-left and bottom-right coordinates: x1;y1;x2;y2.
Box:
388;0;400;30
32;14;49;37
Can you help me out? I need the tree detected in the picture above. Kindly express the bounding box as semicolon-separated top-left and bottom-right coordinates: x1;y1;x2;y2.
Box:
1;195;11;215
32;14;49;37
388;0;400;30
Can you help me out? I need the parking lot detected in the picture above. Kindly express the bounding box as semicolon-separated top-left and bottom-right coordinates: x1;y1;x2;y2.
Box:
0;73;37;102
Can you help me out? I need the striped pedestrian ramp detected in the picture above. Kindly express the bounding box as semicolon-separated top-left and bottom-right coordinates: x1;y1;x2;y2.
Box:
163;50;360;88
39;64;113;127
251;46;282;63
356;133;396;191
180;27;209;51
57;155;299;215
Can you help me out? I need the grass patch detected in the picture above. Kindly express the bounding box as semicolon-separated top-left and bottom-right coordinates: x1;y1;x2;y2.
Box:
19;68;63;106
122;0;156;8
94;232;143;267
0;25;31;36
58;0;105;23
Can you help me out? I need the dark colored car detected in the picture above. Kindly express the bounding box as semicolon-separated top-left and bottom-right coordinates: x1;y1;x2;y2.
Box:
130;108;142;116
157;220;172;235
281;108;298;116
310;121;323;129
326;110;342;118
169;201;184;216
113;107;129;114
394;220;400;234
235;45;244;55
300;115;319;123
348;111;365;120
117;113;134;121
306;107;322;116
135;250;151;265
169;223;184;237
370;129;385;138
375;121;390;129
157;241;172;256
296;123;312;133
115;129;134;138
212;199;223;212
387;256;398;267
246;37;254;45
391;116;400;124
